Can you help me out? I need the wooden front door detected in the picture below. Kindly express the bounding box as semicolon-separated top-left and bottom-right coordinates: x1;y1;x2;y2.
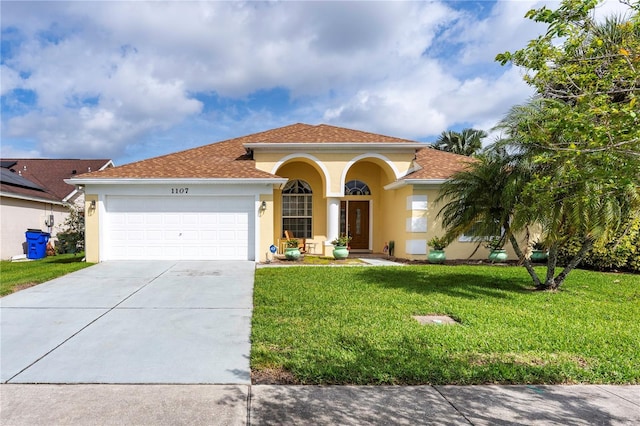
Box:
347;201;369;250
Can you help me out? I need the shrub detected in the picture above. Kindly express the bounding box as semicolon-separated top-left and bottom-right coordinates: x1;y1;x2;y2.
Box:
56;205;85;254
558;217;640;272
428;236;448;250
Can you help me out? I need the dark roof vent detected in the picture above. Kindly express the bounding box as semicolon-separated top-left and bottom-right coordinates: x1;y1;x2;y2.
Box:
72;170;77;174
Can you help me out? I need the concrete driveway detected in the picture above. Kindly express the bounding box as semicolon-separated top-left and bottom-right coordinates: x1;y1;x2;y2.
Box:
0;261;254;384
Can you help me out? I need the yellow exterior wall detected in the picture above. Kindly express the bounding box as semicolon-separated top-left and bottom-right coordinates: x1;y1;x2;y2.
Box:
84;194;100;263
254;151;413;194
271;155;404;257
421;187;518;260
258;193;274;262
380;185;413;258
344;160;393;253
273;161;327;254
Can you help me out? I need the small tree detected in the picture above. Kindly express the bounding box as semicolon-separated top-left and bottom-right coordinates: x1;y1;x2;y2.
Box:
488;0;640;289
57;204;85;254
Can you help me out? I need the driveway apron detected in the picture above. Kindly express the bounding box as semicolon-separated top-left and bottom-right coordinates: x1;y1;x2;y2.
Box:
0;261;254;384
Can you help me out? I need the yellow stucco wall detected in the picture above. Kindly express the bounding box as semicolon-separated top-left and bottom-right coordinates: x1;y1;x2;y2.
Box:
84;194;100;263
258;193;274;262
421;187;518;260
273;161;328;254
345;160;393;253
254;151;413;195
272;156;404;257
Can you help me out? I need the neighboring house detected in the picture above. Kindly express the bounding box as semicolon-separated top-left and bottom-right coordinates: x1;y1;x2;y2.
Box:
0;159;114;259
68;123;514;263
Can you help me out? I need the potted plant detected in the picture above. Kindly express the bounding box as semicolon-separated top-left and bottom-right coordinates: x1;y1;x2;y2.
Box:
284;238;301;260
427;236;448;264
485;236;508;262
331;234;351;260
531;241;548;262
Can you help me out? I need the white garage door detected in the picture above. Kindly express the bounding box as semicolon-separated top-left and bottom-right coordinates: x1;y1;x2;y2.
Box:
104;196;254;260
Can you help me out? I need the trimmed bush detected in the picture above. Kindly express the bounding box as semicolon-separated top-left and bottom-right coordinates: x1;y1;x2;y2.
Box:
558;218;640;272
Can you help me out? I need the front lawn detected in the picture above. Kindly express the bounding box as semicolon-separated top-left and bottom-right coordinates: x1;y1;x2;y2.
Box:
251;265;639;385
0;254;93;296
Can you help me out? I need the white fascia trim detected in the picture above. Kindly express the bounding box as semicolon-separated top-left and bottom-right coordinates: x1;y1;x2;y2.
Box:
62;188;79;203
99;160;115;170
384;179;448;190
406;179;448;185
65;178;288;186
244;143;426;152
384;180;407;190
0;191;66;206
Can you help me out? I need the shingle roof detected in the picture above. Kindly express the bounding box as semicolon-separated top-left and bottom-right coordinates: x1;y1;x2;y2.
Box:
252;124;417;144
407;147;475;180
74;123;468;181
77;124;312;179
0;159;112;201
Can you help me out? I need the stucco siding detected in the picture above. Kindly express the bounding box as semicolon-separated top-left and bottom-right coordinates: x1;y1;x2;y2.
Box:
0;197;69;259
84;194;100;263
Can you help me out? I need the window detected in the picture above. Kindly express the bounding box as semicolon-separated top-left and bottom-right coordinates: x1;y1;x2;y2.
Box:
282;179;312;238
459;221;503;242
345;180;371;196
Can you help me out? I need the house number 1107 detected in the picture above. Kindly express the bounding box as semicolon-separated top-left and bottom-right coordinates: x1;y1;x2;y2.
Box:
171;188;189;194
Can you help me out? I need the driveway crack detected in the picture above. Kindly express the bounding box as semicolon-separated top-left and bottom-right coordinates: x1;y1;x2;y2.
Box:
5;263;176;383
433;385;475;425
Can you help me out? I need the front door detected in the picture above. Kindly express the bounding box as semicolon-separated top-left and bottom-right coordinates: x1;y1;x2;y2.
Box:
346;201;369;250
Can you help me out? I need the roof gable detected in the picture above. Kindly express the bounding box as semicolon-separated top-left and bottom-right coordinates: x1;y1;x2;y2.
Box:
407;147;475;180
74;123;316;180
0;158;113;201
253;124;416;144
72;123;470;181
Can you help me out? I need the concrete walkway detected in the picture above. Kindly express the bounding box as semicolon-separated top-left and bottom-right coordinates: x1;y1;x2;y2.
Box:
0;261;255;384
1;384;637;425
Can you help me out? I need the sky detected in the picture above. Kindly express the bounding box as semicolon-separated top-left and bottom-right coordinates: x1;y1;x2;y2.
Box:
0;0;633;166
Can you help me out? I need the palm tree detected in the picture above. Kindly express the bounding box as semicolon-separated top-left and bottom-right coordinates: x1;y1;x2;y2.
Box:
494;100;640;290
435;145;542;285
433;128;487;156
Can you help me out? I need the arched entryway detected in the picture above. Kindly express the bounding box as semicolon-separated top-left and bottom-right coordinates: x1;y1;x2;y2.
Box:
341;180;371;250
339;158;397;253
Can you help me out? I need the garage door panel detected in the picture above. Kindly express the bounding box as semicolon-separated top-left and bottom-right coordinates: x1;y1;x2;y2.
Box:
200;215;218;225
146;215;162;226
104;196;254;261
124;215;144;225
182;215;198;226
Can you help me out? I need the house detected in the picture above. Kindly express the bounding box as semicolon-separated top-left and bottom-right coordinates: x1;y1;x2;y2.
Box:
0;159;114;259
68;123;514;263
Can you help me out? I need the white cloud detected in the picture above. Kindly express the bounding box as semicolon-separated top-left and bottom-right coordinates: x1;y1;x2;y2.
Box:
0;65;22;96
0;143;41;158
0;0;633;161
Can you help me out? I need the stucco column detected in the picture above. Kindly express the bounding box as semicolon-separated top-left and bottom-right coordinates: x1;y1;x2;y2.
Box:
326;197;340;250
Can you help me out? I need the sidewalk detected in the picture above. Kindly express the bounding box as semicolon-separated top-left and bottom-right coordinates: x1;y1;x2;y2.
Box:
1;384;638;425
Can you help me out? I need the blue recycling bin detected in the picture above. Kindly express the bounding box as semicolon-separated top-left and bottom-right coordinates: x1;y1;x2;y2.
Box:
25;230;50;260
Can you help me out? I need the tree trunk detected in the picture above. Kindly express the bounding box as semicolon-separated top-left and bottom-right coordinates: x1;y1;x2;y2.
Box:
551;239;595;289
541;243;559;290
508;233;542;288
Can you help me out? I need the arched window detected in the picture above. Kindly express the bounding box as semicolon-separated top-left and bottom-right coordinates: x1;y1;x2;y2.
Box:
344;180;371;196
282;179;312;238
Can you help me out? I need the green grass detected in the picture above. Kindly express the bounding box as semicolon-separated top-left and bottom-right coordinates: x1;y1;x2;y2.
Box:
251;265;640;385
301;255;365;265
0;254;93;296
